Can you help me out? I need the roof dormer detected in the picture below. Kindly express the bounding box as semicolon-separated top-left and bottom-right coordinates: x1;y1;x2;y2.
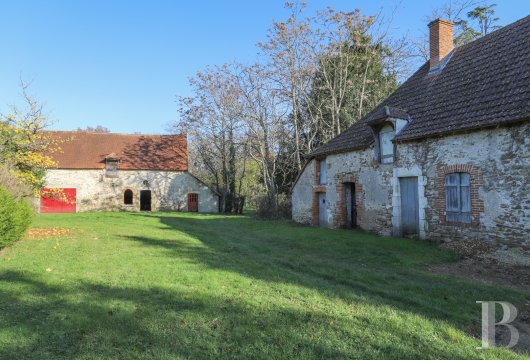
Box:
366;106;410;164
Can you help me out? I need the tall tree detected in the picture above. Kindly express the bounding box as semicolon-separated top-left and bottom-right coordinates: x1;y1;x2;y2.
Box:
460;4;500;42
236;63;293;209
305;9;400;143
175;65;246;213
258;2;313;171
417;1;502;56
175;4;411;216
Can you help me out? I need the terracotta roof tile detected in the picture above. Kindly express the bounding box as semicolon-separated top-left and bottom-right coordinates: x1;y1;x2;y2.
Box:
44;131;188;171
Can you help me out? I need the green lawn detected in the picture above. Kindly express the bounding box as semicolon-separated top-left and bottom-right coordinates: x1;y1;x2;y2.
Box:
0;212;527;359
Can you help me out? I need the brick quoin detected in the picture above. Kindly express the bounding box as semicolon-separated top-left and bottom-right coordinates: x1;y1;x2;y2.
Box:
436;164;484;228
311;160;326;226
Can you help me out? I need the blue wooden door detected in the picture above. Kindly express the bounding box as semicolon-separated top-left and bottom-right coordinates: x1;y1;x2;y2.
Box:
400;177;419;236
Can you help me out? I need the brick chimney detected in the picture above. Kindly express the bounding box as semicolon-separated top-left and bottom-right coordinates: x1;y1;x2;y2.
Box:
428;18;454;69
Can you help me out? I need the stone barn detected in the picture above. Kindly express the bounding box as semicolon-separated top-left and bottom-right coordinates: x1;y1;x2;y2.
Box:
40;131;219;213
291;16;529;248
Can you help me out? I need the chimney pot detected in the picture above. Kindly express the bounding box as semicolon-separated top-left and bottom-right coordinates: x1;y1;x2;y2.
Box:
428;18;454;69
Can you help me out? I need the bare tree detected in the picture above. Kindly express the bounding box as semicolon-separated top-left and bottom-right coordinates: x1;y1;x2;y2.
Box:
236;63;289;206
258;2;314;171
76;125;111;133
175;65;246;213
174;3;412;216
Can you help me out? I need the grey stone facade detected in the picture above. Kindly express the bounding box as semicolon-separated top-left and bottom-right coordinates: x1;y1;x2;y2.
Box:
291;122;529;247
44;169;219;213
291;162;314;225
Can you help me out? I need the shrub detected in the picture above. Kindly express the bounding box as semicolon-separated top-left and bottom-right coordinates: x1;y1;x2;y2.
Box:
255;194;291;220
0;163;32;201
0;186;34;249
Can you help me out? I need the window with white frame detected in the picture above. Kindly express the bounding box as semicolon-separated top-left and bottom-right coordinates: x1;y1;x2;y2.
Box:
445;172;471;223
379;124;394;164
319;159;327;185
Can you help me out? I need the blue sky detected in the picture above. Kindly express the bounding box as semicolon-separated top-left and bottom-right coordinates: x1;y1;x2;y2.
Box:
0;1;528;134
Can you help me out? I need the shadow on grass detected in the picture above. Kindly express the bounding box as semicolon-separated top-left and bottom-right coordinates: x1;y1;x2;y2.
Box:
1;213;527;358
124;213;528;325
0;269;512;360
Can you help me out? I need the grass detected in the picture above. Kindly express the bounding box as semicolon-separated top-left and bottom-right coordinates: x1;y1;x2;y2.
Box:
0;212;528;359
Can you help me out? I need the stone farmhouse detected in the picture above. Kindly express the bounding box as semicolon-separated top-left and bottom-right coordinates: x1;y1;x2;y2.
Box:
40;131;219;213
292;16;529;248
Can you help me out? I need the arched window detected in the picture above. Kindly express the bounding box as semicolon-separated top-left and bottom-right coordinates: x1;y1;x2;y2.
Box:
124;189;133;205
445;173;471;223
379;124;394;164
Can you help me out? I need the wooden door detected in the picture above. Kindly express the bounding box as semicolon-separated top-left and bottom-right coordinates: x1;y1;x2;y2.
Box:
318;193;327;227
345;183;357;228
400;177;419;236
188;193;198;212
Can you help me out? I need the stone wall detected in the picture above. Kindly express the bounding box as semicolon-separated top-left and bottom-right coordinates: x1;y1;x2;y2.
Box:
292;149;394;235
43;169;219;213
291;162;314;224
291;122;529;247
325;149;393;235
396;122;529;247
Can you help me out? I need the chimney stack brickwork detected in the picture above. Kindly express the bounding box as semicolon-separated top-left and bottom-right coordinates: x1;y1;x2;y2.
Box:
428;19;454;69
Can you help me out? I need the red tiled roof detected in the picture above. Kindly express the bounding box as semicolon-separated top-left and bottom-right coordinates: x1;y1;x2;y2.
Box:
44;131;188;171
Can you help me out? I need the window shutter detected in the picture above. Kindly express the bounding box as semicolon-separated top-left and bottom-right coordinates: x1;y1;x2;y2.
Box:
445;172;472;224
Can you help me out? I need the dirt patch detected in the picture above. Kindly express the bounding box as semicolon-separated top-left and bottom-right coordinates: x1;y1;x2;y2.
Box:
26;228;74;240
432;241;530;295
430;240;530;354
439;239;496;258
431;257;530;295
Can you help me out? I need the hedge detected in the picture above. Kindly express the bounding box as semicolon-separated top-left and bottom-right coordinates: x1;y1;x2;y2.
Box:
0;186;34;249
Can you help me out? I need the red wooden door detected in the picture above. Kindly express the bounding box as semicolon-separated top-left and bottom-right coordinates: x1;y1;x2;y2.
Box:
40;188;77;213
188;193;198;212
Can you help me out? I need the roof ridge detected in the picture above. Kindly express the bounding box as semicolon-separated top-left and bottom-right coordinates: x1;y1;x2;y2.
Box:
310;14;530;157
45;130;185;137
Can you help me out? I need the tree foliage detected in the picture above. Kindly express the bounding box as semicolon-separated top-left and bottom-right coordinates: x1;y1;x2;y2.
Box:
174;4;411;215
455;4;501;45
0;81;59;194
76;125;111;133
175;65;246;213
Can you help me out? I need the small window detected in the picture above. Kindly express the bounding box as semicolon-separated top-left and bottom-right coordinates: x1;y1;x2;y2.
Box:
445;172;471;223
124;189;133;205
379;124;394;164
105;160;119;178
319;159;327;185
